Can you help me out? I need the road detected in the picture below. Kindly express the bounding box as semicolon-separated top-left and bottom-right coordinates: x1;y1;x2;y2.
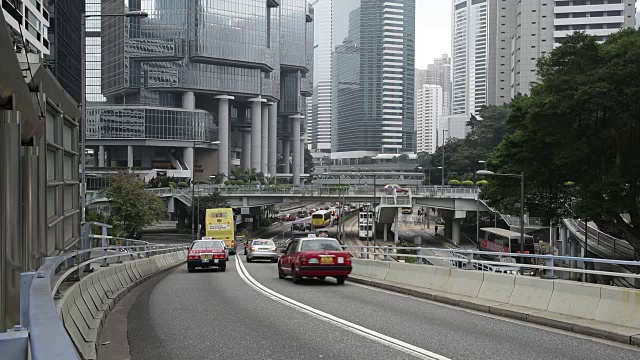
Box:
121;257;640;360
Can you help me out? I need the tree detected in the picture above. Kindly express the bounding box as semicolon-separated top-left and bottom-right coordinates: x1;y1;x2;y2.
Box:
397;154;409;162
360;156;374;164
191;191;230;236
104;172;165;239
482;30;640;252
422;105;510;184
304;147;315;174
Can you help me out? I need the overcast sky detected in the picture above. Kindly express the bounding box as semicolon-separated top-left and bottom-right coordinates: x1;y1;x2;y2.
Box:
415;1;640;69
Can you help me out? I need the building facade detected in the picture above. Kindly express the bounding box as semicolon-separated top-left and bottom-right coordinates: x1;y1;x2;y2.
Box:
46;0;83;102
416;84;442;154
331;0;415;162
415;53;451;117
438;115;469;146
488;0;636;105
2;0;50;55
308;0;332;171
451;0;489;117
90;0;314;185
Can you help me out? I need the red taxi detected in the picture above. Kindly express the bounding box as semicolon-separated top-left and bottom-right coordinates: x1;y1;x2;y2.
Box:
187;239;228;272
277;237;351;285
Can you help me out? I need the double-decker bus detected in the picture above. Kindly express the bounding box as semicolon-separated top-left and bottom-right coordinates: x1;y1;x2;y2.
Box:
205;208;237;254
358;211;373;240
480;227;535;254
311;210;332;228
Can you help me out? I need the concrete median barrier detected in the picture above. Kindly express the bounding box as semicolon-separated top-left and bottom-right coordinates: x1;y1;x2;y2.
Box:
430;267;454;293
595;286;640;328
508;275;553;311
478;272;515;303
547;280;601;320
56;250;186;360
449;269;483;298
352;259;390;280
384;262;417;285
411;265;437;289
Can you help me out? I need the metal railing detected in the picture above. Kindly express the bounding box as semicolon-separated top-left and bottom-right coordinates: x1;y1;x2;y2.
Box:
503;215;545;227
564;218;635;260
6;233;189;360
343;245;640;281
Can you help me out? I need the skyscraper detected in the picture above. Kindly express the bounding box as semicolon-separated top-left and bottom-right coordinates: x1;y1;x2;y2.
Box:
488;0;636;105
46;0;83;103
332;0;415;162
2;0;50;56
451;0;489;117
308;0;332;168
416;84;442;154
90;0;314;185
416;53;451;116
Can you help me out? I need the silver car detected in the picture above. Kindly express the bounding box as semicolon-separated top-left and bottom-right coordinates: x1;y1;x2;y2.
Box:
246;239;279;263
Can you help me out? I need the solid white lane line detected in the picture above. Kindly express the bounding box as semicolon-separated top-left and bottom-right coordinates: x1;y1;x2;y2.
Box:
235;257;451;360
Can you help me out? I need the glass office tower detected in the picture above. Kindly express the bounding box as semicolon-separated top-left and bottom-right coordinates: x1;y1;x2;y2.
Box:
90;0;314;185
331;0;415;161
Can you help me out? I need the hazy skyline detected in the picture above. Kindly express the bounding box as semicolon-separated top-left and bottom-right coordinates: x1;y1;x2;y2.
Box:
415;1;640;69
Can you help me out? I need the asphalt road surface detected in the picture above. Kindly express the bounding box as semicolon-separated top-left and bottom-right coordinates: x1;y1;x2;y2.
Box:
124;256;640;360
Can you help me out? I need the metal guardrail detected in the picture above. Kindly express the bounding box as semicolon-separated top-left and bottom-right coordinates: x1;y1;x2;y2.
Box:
564;218;635;261
342;245;640;281
10;236;189;360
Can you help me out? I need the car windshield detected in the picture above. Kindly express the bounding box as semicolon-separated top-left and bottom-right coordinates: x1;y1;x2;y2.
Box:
252;240;273;246
300;239;342;251
192;241;224;249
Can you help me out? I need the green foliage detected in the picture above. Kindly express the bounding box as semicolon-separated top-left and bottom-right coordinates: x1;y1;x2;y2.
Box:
236;180;245;185
304;147;315;174
360;156;374;164
448;179;462;186
397;154;410;162
419;105;510;185
224;180;230;185
461;180;475;186
482;29;640;251
177;181;189;188
104;172;165;239
190;191;230;235
476;180;489;187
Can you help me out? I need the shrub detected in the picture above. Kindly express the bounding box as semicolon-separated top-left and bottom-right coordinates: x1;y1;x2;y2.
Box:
461;180;475;186
224;180;230;185
230;180;237;186
476;180;489;187
448;179;462;186
177;181;189;188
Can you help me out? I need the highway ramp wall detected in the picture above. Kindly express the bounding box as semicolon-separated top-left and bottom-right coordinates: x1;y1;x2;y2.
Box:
55;251;187;359
350;259;640;346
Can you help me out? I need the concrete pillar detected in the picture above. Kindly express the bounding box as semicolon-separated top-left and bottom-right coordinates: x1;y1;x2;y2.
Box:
183;147;194;178
383;223;388;242
182;91;195;110
283;136;291;174
394;209;399;244
249;97;266;170
98;145;105;167
1;110;22;330
268;102;278;176
22;146;39;271
215;95;234;180
560;225;568;258
241;130;251;170
570;237;578;280
105;147;112;167
452;219;461;246
127;145;133;168
261;104;269;174
300;138;305;174
290;114;303;185
92;148;98;166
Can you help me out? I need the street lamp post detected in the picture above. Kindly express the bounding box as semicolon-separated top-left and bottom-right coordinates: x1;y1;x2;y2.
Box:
80;10;148;224
190;140;221;241
476;170;526;253
441;129;448;186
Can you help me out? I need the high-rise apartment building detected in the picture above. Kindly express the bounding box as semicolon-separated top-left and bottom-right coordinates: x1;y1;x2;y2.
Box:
416;53;451;117
308;0;332;169
332;0;416;161
451;0;489;117
90;0;314;185
416;84;442;154
488;0;636;105
2;0;50;55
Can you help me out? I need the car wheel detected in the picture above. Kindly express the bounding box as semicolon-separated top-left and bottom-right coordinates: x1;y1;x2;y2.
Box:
271;258;278;263
336;276;346;285
220;265;226;272
187;266;195;273
292;266;301;284
247;257;252;263
278;263;286;279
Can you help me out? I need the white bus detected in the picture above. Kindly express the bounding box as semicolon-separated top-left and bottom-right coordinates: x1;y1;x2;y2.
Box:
358;211;374;240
